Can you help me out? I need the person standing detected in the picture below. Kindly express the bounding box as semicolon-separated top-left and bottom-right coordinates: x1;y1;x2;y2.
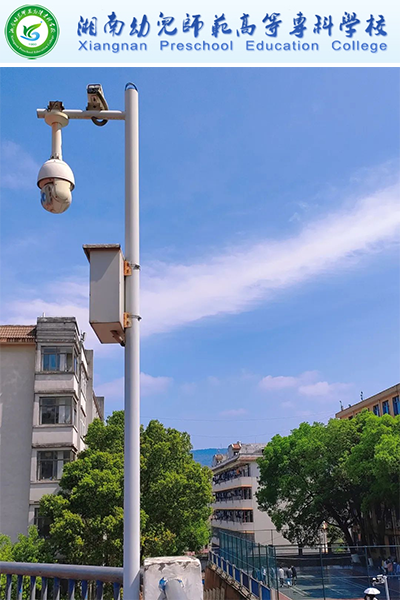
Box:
383;558;389;575
387;560;393;576
286;566;292;586
291;565;297;585
278;567;285;587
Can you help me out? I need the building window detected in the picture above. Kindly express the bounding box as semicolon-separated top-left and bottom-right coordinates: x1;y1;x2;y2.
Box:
382;400;390;415
215;487;252;502
213;509;254;524
80;407;86;439
41;347;75;372
37;450;75;480
393;396;399;416
81;367;88;399
34;507;51;537
373;404;380;416
40;397;76;425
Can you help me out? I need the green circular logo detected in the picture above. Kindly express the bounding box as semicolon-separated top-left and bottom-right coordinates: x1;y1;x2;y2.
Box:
5;5;59;59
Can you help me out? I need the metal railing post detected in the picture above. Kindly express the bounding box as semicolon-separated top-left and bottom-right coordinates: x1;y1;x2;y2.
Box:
320;548;326;600
6;573;12;600
30;576;36;600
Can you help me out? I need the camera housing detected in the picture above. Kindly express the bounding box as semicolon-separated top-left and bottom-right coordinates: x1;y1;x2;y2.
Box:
87;84;109;111
37;158;75;214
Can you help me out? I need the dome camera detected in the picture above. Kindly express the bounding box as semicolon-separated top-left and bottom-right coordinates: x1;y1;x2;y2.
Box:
37;158;75;214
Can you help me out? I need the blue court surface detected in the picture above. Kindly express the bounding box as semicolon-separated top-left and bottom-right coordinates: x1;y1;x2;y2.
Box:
280;567;400;600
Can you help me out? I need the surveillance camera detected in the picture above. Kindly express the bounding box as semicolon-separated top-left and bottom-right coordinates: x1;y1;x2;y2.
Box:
37;158;75;214
86;84;108;111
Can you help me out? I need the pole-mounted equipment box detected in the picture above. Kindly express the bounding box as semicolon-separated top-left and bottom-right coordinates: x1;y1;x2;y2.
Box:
83;244;125;344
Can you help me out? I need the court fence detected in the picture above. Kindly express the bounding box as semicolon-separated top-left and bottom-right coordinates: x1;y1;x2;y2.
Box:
215;532;400;600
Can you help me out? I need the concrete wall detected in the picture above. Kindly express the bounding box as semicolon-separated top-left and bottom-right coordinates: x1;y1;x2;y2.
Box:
0;344;35;540
204;567;243;599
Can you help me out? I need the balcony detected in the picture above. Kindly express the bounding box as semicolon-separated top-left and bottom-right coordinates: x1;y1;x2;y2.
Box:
212;476;253;492
212;499;253;510
32;424;78;449
211;518;255;533
34;372;79;396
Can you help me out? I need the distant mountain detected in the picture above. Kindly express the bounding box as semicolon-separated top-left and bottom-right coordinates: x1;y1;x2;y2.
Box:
192;448;226;467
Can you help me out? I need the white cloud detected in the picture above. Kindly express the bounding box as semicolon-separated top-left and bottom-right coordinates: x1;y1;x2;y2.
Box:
96;373;172;402
259;375;299;390
281;401;295;408
141;373;173;396
259;371;353;401
0;141;40;190
259;371;318;391
298;381;352;397
140;183;400;336
180;382;198;395
3;181;400;339
219;408;248;417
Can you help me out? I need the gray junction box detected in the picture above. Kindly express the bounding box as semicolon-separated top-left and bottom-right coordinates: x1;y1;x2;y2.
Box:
83;244;125;344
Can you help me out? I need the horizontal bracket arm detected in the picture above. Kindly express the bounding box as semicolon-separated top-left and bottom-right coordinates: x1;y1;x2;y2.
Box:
37;109;125;121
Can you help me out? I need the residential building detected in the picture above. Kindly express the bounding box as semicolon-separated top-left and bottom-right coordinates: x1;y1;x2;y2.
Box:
0;317;104;541
335;383;400;420
211;442;291;547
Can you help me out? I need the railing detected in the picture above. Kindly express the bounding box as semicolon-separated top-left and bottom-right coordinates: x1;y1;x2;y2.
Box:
208;550;271;600
0;561;123;600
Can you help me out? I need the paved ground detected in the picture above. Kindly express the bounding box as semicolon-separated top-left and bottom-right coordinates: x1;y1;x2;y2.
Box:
279;567;400;600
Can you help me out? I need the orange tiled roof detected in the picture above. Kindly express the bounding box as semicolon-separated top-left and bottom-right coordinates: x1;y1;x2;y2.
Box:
0;325;36;343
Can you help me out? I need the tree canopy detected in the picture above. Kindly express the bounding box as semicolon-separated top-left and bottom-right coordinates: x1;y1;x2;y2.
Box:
256;411;400;547
39;414;212;565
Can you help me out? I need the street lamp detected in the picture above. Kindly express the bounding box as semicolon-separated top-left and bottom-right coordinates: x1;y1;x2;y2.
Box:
37;83;141;600
371;575;391;600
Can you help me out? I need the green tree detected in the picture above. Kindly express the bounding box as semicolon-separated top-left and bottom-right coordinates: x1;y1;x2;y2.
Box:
344;411;400;544
40;414;212;564
12;526;50;563
0;532;13;591
0;528;48;599
256;411;400;547
0;533;13;562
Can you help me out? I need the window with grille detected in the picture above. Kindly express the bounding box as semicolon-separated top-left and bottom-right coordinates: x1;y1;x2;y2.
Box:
37;450;75;480
41;347;74;372
39;397;76;425
34;507;51;537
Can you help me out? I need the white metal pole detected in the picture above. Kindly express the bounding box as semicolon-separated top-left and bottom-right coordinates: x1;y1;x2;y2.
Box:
383;576;391;600
51;123;62;159
124;84;141;599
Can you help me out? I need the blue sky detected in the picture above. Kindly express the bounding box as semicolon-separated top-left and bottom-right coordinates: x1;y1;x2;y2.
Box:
1;67;399;449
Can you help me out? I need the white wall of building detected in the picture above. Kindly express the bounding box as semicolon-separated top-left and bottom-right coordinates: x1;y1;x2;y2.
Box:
0;344;35;540
0;318;104;541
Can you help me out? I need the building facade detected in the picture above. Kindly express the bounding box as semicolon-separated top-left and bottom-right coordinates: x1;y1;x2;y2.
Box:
0;317;104;541
335;383;400;420
211;442;291;547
